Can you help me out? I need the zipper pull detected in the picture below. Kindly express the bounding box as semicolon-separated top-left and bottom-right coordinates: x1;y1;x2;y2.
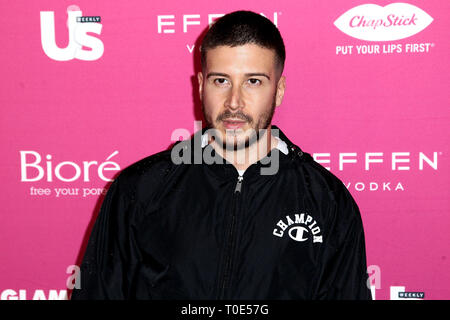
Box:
234;175;243;193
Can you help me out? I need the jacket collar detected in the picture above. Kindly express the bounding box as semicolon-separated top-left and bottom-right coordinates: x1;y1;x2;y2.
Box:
200;127;289;155
179;124;309;180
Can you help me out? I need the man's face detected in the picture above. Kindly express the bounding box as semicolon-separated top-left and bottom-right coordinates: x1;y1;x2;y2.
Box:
198;44;286;150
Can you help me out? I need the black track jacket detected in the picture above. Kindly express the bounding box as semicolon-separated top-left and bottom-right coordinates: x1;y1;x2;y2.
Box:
71;125;372;300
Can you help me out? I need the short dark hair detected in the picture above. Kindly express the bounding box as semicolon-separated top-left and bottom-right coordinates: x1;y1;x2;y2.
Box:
200;10;286;75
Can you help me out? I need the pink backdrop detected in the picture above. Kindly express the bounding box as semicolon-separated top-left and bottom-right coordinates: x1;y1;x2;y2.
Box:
1;0;449;300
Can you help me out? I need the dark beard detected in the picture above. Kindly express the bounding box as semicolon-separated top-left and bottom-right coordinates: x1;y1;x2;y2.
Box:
201;94;276;151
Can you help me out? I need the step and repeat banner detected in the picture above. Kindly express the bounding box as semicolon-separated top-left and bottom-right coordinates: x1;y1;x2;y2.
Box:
0;0;448;300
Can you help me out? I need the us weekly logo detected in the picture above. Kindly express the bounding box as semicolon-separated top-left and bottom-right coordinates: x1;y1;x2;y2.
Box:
334;3;434;55
40;5;104;61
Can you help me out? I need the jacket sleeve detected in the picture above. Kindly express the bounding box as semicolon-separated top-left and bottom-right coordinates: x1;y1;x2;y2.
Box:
314;184;372;300
71;175;140;300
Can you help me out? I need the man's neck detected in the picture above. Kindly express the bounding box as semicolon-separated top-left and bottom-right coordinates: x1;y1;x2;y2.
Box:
209;126;278;172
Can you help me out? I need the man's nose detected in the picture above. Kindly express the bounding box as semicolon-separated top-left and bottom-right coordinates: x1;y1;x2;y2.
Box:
225;85;244;111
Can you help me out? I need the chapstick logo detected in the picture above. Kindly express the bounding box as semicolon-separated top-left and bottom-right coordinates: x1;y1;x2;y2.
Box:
334;3;433;41
40;5;104;61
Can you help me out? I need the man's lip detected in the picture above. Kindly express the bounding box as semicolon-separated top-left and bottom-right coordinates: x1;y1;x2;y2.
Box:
223;119;246;123
222;119;246;129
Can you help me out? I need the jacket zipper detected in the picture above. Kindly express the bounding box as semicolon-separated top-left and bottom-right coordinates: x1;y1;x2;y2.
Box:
218;174;243;299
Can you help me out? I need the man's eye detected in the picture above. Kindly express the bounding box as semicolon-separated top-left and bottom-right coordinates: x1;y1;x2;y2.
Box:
214;78;229;85
247;78;261;85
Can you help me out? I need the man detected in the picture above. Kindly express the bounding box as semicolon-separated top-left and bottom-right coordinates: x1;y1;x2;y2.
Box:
71;10;372;300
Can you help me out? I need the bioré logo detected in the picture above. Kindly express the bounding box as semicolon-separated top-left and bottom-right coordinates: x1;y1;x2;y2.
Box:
40;5;103;61
334;3;433;41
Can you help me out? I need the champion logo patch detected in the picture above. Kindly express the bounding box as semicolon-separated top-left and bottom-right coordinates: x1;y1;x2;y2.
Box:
273;213;323;243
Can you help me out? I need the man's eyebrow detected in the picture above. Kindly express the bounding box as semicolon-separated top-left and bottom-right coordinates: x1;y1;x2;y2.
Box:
206;72;270;80
245;73;270;80
206;72;229;79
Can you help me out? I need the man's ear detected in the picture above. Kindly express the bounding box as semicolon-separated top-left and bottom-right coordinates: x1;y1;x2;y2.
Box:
275;75;286;107
197;72;203;101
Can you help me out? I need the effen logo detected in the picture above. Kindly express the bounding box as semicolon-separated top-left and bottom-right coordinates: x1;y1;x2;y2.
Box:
40;5;104;61
273;213;323;243
334;3;433;41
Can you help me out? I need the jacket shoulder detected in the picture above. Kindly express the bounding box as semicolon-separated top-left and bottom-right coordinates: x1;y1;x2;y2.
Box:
113;148;175;203
297;151;363;230
295;151;347;195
